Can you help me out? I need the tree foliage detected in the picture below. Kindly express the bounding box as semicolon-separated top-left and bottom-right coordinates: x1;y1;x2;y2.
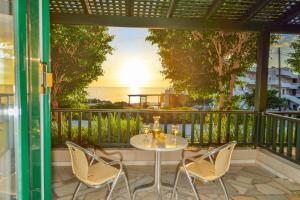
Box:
287;35;300;73
242;89;288;110
51;25;114;108
146;30;258;110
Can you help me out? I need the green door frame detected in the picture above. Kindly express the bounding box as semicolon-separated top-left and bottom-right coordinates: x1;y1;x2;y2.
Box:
40;0;52;199
15;0;30;199
14;0;52;199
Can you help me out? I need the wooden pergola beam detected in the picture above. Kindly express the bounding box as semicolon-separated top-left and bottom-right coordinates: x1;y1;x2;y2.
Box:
276;2;300;25
240;0;271;23
167;0;178;18
205;0;225;20
80;0;91;15
126;0;133;16
51;14;265;31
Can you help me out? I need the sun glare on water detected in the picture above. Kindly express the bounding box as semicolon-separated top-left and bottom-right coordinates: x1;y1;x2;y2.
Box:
119;59;151;94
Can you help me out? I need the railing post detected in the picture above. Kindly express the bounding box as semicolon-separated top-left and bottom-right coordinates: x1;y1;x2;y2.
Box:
58;111;62;145
296;122;300;161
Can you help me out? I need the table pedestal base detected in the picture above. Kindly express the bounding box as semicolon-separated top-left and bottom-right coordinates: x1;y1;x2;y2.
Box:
133;151;177;200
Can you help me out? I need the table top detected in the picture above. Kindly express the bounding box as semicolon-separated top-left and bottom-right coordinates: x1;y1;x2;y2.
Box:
130;134;188;152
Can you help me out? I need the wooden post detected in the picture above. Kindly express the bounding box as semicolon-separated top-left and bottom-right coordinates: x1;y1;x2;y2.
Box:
255;29;270;146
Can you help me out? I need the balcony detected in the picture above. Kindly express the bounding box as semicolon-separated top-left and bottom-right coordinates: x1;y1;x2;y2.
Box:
51;109;300;199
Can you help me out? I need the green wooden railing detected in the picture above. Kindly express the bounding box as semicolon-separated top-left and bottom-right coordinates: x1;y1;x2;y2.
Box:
260;112;300;164
51;109;257;148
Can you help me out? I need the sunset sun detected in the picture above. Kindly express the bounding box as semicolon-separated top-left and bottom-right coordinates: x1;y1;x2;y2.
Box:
119;59;151;92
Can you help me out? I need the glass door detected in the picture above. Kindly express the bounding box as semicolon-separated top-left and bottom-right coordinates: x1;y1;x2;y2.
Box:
0;1;18;199
26;0;51;199
0;0;51;199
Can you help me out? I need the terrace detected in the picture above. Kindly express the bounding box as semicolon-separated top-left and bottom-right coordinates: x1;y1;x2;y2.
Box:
25;0;300;199
46;0;300;199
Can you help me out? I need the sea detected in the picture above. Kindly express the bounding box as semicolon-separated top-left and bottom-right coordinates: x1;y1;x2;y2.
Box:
86;87;166;103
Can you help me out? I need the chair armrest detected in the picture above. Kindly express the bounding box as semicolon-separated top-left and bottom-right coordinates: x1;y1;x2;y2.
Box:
95;148;123;162
182;147;220;166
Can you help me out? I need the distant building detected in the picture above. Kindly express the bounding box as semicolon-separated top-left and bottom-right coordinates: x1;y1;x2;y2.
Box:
235;67;300;110
162;88;190;107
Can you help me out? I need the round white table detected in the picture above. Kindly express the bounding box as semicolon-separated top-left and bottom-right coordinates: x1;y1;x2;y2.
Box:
130;134;188;200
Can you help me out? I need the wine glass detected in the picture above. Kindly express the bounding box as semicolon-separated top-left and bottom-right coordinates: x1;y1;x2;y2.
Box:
142;124;152;143
171;124;179;144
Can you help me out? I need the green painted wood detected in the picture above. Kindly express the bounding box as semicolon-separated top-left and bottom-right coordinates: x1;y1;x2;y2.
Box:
58;111;62;145
15;0;30;198
217;113;221;144
234;114;239;142
117;112;121;143
164;113;168;133
78;112;82;143
126;112;130;143
296;122;300;160
287;121;293;157
98;112;102;144
88;112;92;140
266;115;271;146
191;113;195;144
260;114;266;145
209;113;213;144
252;114;257;145
226;113;231;143
199;113;204;145
272;117;277;151
243;114;248;144
41;0;52;197
279;119;285;154
182;113;186;138
108;113;112;143
136;113;140;134
68;112;72;140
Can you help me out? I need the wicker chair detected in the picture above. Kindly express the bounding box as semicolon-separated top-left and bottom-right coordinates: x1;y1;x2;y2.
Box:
172;141;237;200
66;141;131;200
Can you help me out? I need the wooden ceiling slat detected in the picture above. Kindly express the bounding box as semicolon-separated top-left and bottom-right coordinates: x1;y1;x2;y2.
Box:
49;0;300;32
276;2;300;24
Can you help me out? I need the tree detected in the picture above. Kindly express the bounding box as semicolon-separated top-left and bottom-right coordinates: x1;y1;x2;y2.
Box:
51;25;114;108
242;89;288;110
146;30;258;110
287;35;300;73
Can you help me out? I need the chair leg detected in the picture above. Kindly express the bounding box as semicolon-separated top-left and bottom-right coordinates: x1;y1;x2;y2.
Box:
124;174;132;200
184;169;200;200
106;174;121;200
171;170;181;200
72;182;82;200
219;177;230;200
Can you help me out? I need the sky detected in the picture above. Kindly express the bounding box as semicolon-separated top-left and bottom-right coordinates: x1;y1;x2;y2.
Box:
269;34;298;68
89;27;170;88
89;28;299;89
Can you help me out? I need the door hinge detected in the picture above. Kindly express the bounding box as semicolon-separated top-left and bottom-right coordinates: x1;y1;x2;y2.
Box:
39;62;53;94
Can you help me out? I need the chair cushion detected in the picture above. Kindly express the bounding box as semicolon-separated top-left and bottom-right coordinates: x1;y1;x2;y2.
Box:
86;162;119;186
186;159;217;181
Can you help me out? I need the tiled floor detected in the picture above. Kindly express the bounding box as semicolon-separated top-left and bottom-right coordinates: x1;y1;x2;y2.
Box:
52;164;300;200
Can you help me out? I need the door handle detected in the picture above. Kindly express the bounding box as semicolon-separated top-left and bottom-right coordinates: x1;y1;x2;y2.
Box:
39;62;53;94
